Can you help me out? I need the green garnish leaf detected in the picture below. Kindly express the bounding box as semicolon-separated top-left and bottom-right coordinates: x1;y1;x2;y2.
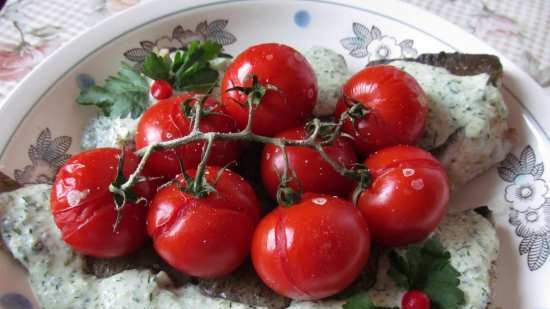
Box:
76;63;149;119
388;237;465;309
172;40;222;92
343;292;398;309
142;52;171;81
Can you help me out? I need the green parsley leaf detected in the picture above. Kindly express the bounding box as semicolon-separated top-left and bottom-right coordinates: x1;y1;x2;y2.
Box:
343;292;398;309
388;237;465;309
142;52;171;81
172;40;222;92
139;40;223;92
76;63;149;119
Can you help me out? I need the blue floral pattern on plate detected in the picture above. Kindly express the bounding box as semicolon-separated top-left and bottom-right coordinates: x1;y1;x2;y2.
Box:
499;145;550;271
340;22;418;61
123;19;237;69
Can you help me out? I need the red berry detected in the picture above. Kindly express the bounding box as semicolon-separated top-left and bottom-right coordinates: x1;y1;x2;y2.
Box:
402;290;431;309
151;80;173;99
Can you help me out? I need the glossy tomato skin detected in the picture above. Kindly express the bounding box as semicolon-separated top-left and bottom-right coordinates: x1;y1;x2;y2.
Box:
221;43;317;136
402;290;431;309
135;93;241;179
334;65;428;155
261;127;358;199
147;166;260;278
135;93;242;179
252;193;370;300
50;148;149;258
357;145;449;247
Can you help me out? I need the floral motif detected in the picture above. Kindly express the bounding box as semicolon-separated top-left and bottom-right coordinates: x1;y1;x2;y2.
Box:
105;0;139;13
0;40;61;82
14;128;72;185
510;202;550;237
123;20;236;68
0;20;61;82
469;4;522;39
504;174;548;212
340;22;417;61
86;0;141;24
499;145;550;271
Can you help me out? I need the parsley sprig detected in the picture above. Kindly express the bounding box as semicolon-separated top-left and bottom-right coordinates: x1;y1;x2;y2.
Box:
388;237;465;309
142;40;223;92
343;237;465;309
76;63;149;119
76;40;224;119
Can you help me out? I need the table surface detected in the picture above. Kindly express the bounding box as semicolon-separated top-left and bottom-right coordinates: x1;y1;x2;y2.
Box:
0;0;549;103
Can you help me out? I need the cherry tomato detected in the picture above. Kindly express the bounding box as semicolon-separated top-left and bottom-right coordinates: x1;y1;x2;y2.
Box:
252;193;370;300
261;127;357;199
150;80;173;100
357;145;449;247
221;43;317;136
402;290;431;309
334;65;428;155
135;93;242;179
147;166;260;278
51;148;149;258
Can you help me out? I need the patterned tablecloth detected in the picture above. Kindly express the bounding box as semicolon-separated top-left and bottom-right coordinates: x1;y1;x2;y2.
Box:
0;0;549;102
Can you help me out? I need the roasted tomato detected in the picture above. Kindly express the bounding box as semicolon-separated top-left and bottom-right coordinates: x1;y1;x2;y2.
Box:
261;127;358;199
147;166;260;278
357;145;449;247
221;43;318;136
51;148;150;258
334;65;427;155
252;193;370;300
135;93;242;179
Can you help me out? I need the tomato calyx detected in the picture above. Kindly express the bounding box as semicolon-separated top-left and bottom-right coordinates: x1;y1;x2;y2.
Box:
342;95;370;125
226;75;275;107
179;91;224;119
109;148;144;229
349;164;373;205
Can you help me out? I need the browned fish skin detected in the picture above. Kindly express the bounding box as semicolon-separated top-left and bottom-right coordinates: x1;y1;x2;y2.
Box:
369;52;503;86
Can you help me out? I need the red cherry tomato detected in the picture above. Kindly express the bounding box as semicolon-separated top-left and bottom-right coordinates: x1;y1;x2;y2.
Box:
402;290;431;309
261;127;358;199
334;65;427;155
357;145;449;247
150;80;173;100
221;43;317;136
135;93;242;179
252;193;370;300
147;166;260;278
50;148;149;258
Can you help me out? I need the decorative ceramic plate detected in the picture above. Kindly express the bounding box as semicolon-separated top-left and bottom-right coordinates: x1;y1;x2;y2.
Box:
0;0;549;308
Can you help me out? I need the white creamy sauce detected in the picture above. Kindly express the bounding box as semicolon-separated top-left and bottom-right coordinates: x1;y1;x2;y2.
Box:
368;210;499;309
388;61;512;188
0;185;498;309
303;47;351;117
81;116;140;150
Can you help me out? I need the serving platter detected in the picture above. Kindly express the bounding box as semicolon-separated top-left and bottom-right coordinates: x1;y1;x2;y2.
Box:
0;0;549;308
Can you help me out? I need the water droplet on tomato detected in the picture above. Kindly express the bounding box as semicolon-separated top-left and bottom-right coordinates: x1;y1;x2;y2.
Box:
312;197;327;205
66;189;90;207
402;168;415;177
411;179;424;190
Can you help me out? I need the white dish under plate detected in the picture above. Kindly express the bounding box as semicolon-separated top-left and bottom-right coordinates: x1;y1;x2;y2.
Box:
0;1;549;308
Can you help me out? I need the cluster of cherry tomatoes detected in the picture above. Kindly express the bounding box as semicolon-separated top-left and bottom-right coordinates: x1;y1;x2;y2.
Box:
50;43;449;301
